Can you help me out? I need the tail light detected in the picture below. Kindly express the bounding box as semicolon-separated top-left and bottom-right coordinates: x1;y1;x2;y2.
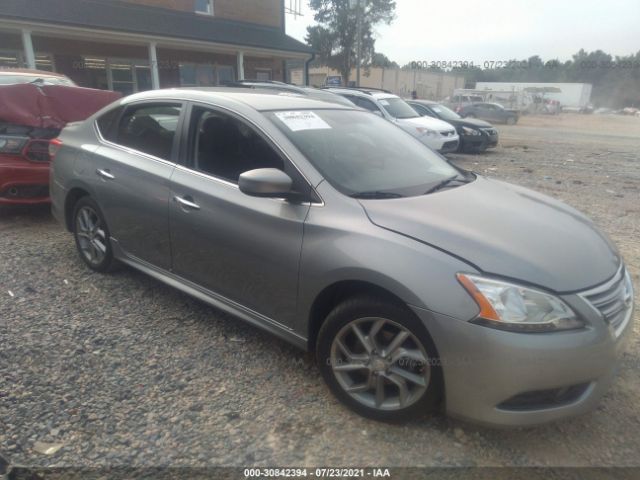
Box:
0;135;28;155
24;139;54;163
48;138;64;162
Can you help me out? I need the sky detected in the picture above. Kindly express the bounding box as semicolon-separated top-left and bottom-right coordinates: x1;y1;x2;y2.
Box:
285;0;640;65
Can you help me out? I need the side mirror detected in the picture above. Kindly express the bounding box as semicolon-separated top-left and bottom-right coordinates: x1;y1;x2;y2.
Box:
239;168;293;198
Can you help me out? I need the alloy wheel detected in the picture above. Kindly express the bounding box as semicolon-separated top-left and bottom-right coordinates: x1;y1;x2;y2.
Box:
75;206;108;266
330;317;431;411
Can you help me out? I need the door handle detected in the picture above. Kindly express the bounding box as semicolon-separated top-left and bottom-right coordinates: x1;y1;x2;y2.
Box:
174;195;200;211
96;169;115;180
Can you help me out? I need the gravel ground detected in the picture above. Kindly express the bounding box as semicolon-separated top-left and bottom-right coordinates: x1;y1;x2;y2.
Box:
1;114;640;471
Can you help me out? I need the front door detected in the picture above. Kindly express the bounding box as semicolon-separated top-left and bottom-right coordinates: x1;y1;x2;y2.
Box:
169;105;311;326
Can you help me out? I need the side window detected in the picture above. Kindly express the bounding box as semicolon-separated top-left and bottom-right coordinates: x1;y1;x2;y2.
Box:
191;107;284;183
96;106;123;142
413;104;431;116
355;97;382;114
115;103;182;161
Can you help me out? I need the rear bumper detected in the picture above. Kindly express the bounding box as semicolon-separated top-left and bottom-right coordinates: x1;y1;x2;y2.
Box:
0;158;51;204
411;293;633;427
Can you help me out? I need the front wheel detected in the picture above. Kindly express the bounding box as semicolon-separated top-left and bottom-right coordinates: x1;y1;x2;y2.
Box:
73;196;116;272
317;296;442;422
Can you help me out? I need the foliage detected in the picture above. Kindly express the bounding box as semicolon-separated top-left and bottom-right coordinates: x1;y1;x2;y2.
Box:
305;0;396;84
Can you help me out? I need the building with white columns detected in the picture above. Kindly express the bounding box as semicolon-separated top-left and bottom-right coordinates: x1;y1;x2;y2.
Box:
0;0;313;94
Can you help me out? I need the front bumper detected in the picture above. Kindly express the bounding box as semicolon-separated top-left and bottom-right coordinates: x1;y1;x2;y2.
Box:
461;132;499;151
411;277;634;427
418;133;460;154
0;157;51;205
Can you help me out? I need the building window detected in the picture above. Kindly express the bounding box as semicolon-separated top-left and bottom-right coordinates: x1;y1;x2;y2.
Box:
179;64;234;87
0;51;21;69
81;57;150;95
35;54;55;71
195;0;214;15
255;69;272;81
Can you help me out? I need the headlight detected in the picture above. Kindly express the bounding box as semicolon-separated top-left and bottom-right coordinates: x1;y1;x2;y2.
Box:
415;127;437;137
457;273;584;332
461;126;482;136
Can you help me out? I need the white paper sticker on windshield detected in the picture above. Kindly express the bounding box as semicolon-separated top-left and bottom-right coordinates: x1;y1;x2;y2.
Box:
379;99;390;106
275;111;332;132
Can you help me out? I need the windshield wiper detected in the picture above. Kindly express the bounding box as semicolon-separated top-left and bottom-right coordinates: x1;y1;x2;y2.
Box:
350;191;404;199
424;175;468;195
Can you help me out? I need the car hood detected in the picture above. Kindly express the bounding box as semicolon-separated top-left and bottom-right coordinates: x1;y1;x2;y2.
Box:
361;176;619;292
0;83;121;130
449;117;493;129
396;116;456;131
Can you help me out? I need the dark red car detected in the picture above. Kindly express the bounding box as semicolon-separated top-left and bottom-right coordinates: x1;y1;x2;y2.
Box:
0;70;121;205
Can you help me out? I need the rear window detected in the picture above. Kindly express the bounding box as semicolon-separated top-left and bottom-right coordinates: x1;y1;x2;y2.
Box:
114;104;182;161
96;107;123;142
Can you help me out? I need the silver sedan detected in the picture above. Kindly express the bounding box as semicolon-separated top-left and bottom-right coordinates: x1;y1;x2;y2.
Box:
50;89;633;426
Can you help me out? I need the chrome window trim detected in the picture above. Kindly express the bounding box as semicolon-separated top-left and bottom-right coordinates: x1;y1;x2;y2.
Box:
93;100;185;167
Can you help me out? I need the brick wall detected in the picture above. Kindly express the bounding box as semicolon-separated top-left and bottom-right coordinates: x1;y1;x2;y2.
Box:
121;0;284;28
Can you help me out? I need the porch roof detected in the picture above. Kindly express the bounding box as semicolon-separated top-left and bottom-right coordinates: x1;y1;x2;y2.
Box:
1;0;313;55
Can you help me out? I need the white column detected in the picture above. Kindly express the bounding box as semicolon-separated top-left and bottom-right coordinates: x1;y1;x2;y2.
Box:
237;51;245;81
149;42;160;90
21;29;36;70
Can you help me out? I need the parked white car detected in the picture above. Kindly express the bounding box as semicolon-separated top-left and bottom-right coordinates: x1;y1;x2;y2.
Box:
325;88;460;153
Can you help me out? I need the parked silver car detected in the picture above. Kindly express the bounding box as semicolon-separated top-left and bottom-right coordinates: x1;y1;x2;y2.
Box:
50;89;634;426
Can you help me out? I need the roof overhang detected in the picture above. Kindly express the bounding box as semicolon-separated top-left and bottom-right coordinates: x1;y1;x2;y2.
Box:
0;19;312;60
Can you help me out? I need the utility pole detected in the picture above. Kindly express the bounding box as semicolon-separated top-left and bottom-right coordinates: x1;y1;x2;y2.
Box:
356;0;362;87
350;0;363;87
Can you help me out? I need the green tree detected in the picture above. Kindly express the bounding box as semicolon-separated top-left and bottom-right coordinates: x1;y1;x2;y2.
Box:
306;0;396;84
371;52;398;68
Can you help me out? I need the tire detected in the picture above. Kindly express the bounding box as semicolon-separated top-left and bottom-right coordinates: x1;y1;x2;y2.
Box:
506;116;517;125
317;296;443;422
72;196;116;273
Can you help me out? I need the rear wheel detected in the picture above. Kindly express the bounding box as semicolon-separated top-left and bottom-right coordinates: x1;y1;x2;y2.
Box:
506;116;517;125
73;196;116;272
317;296;442;422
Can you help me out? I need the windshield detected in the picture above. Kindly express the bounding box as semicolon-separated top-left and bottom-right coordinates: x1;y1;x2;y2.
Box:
0;75;75;86
378;97;419;119
429;104;461;121
266;109;458;197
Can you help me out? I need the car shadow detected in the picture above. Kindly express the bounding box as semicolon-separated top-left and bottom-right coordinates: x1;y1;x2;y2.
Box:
0;204;52;222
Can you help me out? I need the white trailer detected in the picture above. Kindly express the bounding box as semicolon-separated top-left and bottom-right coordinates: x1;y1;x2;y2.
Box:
475;82;592;109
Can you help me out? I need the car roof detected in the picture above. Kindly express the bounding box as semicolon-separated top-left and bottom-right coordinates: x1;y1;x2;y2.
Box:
324;87;398;100
408;100;438;106
121;88;355;112
0;69;67;78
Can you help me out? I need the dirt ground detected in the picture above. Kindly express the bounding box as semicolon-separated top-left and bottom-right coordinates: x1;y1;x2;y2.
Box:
1;114;639;472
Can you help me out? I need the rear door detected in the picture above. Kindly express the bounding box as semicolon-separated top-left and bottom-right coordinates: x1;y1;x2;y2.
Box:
168;103;312;326
91;102;184;270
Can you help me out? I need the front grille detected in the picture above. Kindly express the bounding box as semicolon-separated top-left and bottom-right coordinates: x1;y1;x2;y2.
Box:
581;265;633;336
